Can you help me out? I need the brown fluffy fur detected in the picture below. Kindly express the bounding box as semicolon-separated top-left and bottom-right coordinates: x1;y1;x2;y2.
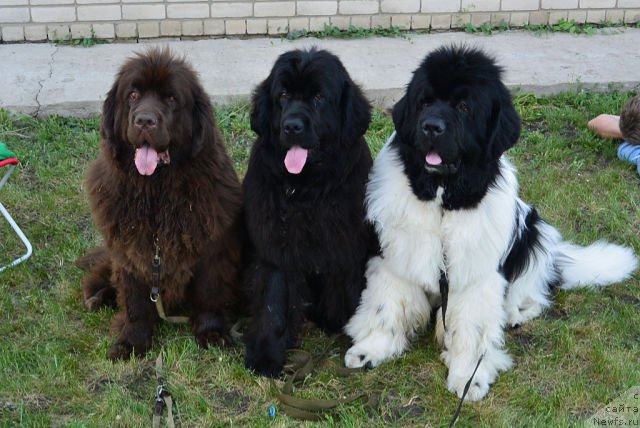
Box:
79;48;244;360
620;95;640;145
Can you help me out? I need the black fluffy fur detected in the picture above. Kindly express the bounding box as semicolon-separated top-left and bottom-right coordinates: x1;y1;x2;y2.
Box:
242;48;378;377
391;45;521;210
502;207;543;283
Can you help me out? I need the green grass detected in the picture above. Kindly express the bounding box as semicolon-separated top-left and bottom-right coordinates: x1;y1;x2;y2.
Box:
52;29;103;48
284;19;638;41
464;20;511;35
464;18;629;36
286;23;407;40
0;90;638;427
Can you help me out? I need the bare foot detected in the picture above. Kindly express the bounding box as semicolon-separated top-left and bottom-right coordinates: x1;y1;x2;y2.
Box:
587;114;623;139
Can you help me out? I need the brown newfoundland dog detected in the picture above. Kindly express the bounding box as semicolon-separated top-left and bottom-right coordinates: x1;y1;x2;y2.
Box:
78;48;244;360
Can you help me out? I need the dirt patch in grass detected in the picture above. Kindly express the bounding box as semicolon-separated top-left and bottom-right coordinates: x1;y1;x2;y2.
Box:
522;120;548;134
604;288;640;307
1;394;53;420
379;394;426;424
541;304;571;321
561;124;581;141
211;389;252;416
86;374;113;394
508;329;535;349
118;364;156;400
569;403;599;421
507;327;552;356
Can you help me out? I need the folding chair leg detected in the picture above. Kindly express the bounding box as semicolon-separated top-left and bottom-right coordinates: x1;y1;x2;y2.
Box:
0;201;33;272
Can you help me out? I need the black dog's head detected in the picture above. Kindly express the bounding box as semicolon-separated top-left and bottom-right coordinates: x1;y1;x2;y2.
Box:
250;48;371;175
392;45;520;176
101;47;214;175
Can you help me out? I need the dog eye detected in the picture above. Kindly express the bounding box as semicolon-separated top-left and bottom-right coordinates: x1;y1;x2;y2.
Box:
457;101;470;113
313;93;324;107
280;90;290;101
128;90;140;102
166;96;176;107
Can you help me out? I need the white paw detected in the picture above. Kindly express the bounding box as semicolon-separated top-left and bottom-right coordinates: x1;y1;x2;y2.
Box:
344;331;404;369
345;346;380;369
446;370;491;402
505;301;544;327
445;348;512;402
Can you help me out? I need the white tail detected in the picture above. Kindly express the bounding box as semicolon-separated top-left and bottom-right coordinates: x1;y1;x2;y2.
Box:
555;241;638;290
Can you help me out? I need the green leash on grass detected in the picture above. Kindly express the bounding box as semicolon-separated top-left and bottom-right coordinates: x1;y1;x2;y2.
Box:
271;343;380;421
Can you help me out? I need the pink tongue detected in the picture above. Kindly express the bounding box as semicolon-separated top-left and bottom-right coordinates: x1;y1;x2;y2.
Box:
134;145;159;176
284;145;308;174
425;152;443;166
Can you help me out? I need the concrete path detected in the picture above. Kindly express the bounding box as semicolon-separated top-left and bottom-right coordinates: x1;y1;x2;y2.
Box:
1;28;639;117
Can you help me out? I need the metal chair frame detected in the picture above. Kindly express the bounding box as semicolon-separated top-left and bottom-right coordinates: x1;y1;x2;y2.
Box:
0;160;32;272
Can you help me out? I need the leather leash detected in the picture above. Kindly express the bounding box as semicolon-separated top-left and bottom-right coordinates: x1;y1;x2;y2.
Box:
271;346;379;421
149;235;189;324
152;354;178;428
448;353;484;427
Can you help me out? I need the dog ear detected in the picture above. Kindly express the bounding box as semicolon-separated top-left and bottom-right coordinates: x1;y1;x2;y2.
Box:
191;86;215;157
391;94;414;143
486;96;521;159
340;80;372;145
391;94;408;132
100;81;125;159
250;79;272;138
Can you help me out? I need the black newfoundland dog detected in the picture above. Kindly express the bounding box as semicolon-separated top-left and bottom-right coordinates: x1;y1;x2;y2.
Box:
344;46;637;400
242;48;377;377
78;48;244;360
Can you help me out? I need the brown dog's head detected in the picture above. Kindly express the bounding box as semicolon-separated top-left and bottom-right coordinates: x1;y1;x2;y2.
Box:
101;47;214;175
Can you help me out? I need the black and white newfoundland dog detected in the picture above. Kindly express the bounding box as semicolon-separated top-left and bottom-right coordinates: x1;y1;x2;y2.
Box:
344;46;638;401
242;48;377;377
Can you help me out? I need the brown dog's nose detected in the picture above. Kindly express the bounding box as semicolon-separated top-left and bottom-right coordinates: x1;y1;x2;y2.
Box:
134;112;158;130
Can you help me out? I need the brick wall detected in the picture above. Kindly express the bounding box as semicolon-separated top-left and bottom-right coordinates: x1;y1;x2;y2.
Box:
1;0;639;42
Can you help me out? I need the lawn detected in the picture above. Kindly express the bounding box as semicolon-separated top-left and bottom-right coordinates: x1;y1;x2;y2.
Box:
0;90;638;427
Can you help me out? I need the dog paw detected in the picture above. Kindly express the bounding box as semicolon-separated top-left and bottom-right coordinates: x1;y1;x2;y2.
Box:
243;333;286;377
84;287;117;311
244;351;285;378
444;349;511;402
344;331;401;369
108;323;152;360
344;347;377;369
505;302;544;327
85;295;103;311
446;371;490;402
195;329;232;349
192;315;232;349
107;341;136;361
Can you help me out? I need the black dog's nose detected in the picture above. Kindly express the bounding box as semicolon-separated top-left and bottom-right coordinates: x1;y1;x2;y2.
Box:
283;118;304;135
134;112;159;130
421;118;445;137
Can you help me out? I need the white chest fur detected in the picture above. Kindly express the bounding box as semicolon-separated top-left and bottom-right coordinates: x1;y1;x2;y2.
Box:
366;140;518;293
